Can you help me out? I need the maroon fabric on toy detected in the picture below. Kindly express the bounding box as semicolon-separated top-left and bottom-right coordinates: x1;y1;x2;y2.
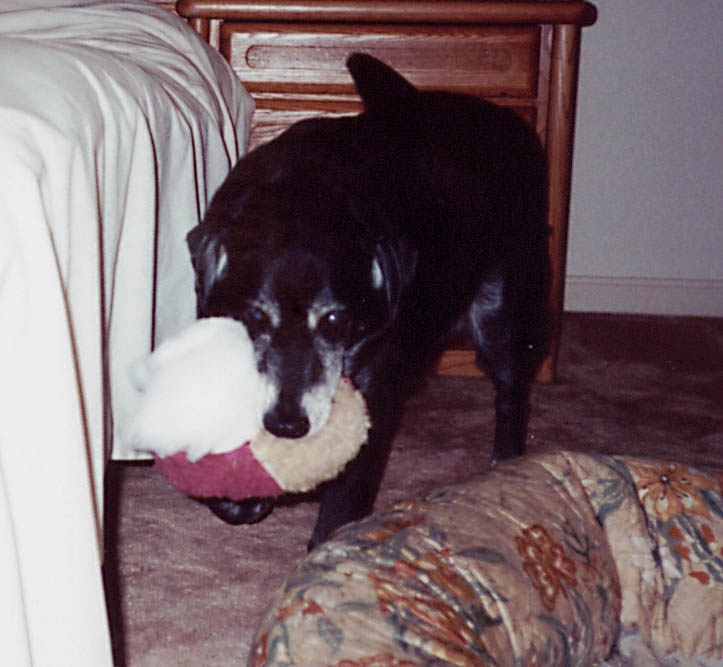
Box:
153;444;283;499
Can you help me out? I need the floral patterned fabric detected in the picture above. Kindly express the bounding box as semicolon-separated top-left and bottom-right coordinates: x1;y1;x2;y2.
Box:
568;454;723;660
250;452;723;666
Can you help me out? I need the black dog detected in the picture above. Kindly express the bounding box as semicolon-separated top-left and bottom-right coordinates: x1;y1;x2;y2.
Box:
187;53;550;549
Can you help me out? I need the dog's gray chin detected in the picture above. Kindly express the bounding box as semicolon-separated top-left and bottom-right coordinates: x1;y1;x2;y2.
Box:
303;391;334;436
302;373;341;436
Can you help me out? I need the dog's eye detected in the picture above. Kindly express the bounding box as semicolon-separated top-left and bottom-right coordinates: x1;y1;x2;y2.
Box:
317;310;349;341
242;306;271;335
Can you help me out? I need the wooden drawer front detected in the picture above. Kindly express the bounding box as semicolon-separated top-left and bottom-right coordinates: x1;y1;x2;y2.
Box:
222;23;540;98
248;100;537;151
248;104;355;150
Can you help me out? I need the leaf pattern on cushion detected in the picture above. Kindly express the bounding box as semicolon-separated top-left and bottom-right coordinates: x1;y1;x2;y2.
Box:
369;547;499;665
515;524;577;612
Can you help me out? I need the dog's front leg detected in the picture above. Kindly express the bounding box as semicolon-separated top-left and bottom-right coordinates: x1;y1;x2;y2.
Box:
490;386;532;464
308;431;391;550
308;389;401;550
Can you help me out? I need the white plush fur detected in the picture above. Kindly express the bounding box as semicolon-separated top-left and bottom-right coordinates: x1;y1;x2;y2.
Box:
130;318;274;461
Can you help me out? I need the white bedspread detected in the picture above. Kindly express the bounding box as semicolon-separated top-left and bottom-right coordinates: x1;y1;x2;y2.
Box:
0;1;253;663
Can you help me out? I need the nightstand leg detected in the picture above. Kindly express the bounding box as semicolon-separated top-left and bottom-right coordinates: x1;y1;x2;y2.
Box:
540;23;583;383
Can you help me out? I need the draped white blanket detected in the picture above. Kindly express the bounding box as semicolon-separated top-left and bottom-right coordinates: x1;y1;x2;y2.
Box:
0;1;253;663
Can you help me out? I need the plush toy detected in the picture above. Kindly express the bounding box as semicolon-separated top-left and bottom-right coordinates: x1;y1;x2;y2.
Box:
130;317;370;499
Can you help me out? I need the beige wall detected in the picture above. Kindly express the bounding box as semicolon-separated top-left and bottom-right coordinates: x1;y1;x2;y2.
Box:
565;0;723;316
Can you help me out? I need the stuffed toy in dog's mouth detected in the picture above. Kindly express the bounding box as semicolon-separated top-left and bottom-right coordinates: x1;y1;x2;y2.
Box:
129;318;370;500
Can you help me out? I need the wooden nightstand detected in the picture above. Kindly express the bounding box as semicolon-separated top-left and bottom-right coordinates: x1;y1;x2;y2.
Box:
177;0;596;382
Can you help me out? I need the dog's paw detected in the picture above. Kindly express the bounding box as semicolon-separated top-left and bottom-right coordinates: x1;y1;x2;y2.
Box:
203;497;274;525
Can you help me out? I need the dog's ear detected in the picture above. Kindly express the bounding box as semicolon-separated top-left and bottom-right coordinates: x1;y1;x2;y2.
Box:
186;224;205;260
371;239;418;320
186;226;229;311
346;53;418;115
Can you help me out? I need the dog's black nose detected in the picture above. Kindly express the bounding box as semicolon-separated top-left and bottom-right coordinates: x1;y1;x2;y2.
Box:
264;411;310;439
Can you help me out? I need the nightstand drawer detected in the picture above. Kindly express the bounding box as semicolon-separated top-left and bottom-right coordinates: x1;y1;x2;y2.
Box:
247;99;537;150
247;104;350;149
221;23;540;98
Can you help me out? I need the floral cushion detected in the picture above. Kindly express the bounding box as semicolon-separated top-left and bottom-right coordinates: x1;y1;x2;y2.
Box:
250;452;723;666
569;454;723;660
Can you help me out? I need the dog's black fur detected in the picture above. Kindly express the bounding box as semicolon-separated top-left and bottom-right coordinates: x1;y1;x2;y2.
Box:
187;54;550;549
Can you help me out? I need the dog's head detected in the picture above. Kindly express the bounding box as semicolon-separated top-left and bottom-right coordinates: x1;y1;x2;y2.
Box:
187;219;406;440
187;55;418;439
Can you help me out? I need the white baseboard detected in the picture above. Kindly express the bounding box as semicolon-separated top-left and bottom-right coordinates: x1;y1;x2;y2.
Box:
564;276;723;317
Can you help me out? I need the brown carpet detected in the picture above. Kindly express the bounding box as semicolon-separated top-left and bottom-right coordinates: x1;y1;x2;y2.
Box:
105;313;723;666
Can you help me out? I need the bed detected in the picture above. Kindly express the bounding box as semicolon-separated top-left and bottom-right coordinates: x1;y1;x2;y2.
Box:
0;1;253;663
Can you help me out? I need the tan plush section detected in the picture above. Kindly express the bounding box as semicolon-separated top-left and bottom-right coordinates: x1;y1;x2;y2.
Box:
567;453;723;660
250;378;371;493
251;452;622;665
